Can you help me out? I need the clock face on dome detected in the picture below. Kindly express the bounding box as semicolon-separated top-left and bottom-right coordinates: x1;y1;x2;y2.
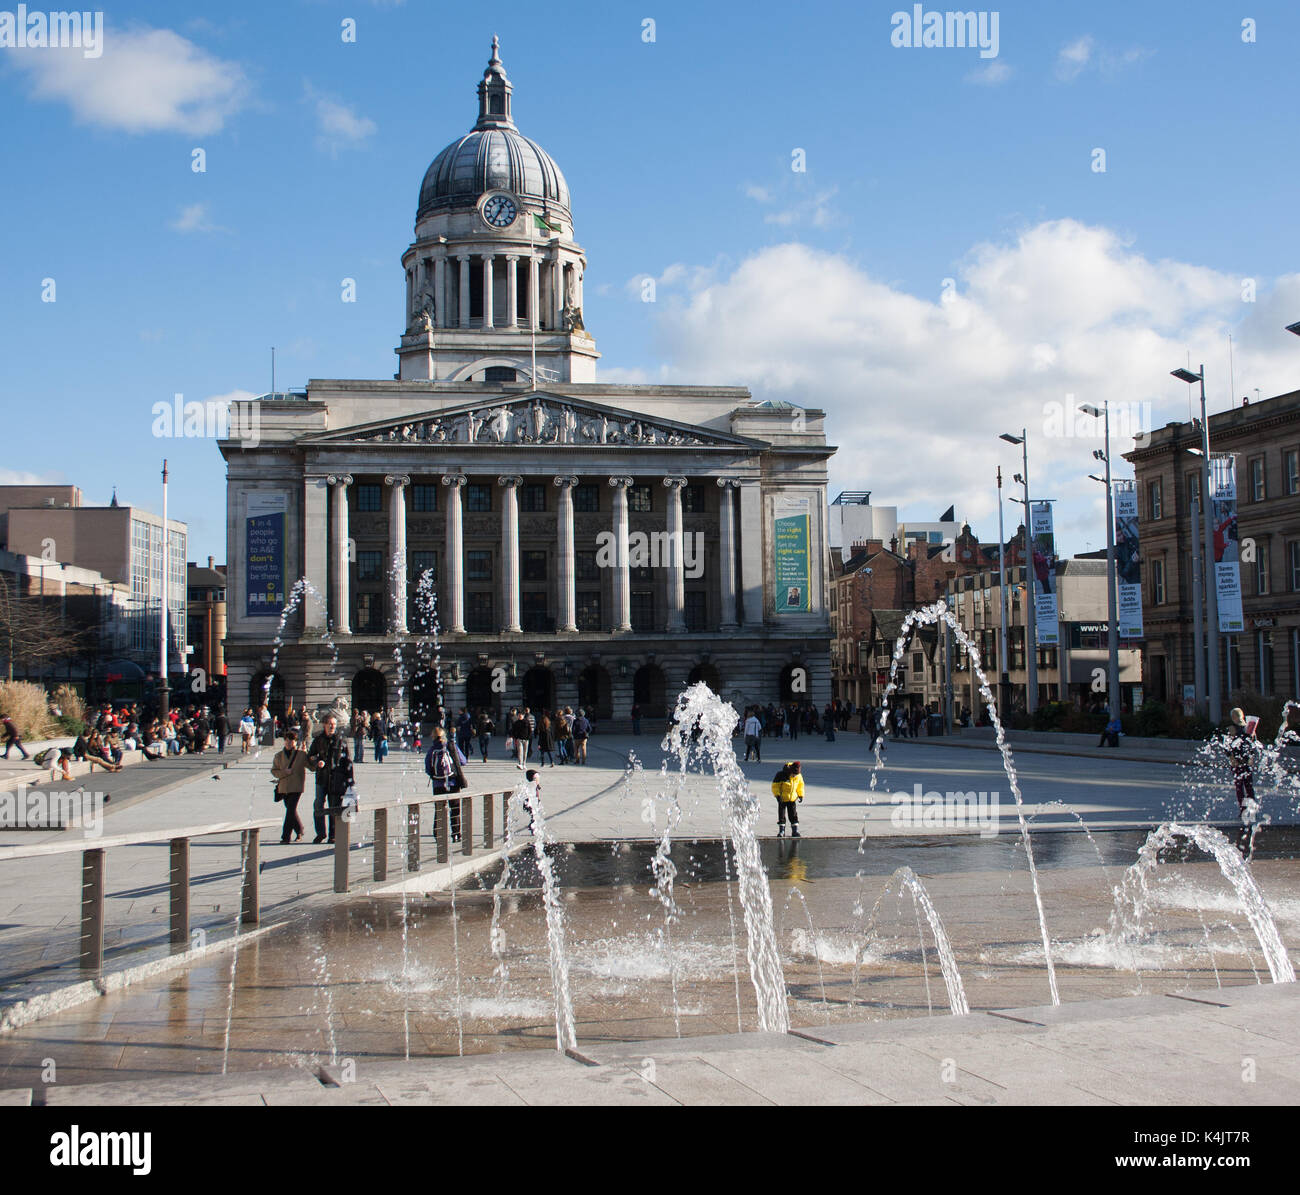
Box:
481;193;518;228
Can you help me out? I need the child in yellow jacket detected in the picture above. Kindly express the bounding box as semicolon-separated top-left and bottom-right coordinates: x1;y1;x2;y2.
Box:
771;761;804;837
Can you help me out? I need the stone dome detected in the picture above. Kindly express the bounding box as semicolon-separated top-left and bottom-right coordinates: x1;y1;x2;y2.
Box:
416;38;571;222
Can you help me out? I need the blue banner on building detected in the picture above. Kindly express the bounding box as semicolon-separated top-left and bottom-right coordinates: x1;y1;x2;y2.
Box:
246;492;287;617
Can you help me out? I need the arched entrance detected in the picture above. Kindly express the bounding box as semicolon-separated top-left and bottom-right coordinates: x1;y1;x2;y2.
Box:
778;662;809;703
352;667;386;716
633;664;667;719
465;666;495;715
522;666;555;713
249;671;285;720
410;668;442;724
577;665;612;720
687;662;722;693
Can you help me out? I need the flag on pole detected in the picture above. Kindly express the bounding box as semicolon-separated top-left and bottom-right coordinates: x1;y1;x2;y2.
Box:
532;213;559;234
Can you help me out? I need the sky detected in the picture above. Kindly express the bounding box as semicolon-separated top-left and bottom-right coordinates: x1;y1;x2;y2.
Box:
2;0;1299;562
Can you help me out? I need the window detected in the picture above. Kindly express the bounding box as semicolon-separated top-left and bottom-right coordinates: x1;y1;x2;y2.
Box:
412;484;437;513
576;592;602;631
465;592;494;633
911;652;924;675
1186;472;1201;513
1226;637;1241;693
1151;557;1165;605
521;592;550;632
1258;630;1275;696
1294;629;1300;699
355;484;382;512
1286;449;1299;496
628;484;653;513
483;366;515;382
410;550;437;584
522;550;548;582
1147;478;1163;521
683;484;706;514
466;484;491;512
520;483;547;513
1249;457;1265;502
576;551;600;582
1256;541;1270;596
575;483;600;513
354;592;382;633
630;591;655;632
466;550;492;581
1289;542;1300;592
685;590;707;631
357;550;383;582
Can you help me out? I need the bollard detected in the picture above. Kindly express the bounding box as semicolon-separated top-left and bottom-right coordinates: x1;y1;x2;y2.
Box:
461;796;473;857
374;807;388;881
435;801;450;864
406;804;421;872
80;848;105;972
483;790;495;848
241;828;260;925
333;814;350;893
169;837;190;945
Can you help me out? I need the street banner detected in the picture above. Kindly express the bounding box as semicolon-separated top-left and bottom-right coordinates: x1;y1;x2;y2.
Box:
1210;456;1244;633
1113;481;1143;639
1030;501;1058;645
246;492;287;617
773;495;811;613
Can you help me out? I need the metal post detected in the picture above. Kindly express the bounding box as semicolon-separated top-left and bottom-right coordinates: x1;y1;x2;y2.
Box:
1021;434;1039;713
484;789;495;848
1191;492;1206;713
333;814;350;893
1198;367;1223;724
461;797;473;857
241;828;260;925
374;807;388;881
169;837;189;945
996;466;1011;715
80;848;105;971
1102;403;1121;715
158;459;171;720
436;801;450;864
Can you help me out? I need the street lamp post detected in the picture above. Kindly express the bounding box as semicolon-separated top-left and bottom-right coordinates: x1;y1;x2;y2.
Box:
159;459;171;721
995;466;1011;716
1080;402;1122;718
1000;430;1038;713
1172;366;1221;725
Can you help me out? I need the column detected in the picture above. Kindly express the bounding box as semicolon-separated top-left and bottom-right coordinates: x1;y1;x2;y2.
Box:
739;482;762;626
663;477;687;632
457;255;471;328
608;477;633;632
506;256;519;327
385;474;409;634
303;476;329;633
528;256;540;329
499;475;522;632
717;478;740;629
550;258;562;328
441;474;466;633
483;254;495;329
554;475;578;633
434;257;447;328
327;474;353;635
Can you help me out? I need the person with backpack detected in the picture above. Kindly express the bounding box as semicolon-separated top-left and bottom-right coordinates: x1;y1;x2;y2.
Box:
771;761;804;838
424;727;468;842
571;708;591;765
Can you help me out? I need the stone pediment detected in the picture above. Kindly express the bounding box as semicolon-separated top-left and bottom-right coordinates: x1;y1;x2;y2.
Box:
302;394;758;450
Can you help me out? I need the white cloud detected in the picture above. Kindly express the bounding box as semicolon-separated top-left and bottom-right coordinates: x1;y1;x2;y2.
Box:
305;85;377;154
0;468;60;486
1055;35;1093;81
621;222;1300;553
169;202;226;234
1055;34;1151;82
10;25;249;133
743;181;840;229
967;61;1012;86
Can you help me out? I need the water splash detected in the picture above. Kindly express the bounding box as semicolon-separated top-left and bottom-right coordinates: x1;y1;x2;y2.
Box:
663;683;789;1034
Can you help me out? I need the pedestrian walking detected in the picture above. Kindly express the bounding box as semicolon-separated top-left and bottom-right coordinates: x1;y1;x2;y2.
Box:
476;710;494;762
743;708;762;762
771;761;804;838
270;728;308;843
1;713;29;760
306;712;352;844
425;727;467;841
1225;707;1261;857
572;708;591;764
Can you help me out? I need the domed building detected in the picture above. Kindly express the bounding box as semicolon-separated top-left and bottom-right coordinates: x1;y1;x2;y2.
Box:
219;40;834;726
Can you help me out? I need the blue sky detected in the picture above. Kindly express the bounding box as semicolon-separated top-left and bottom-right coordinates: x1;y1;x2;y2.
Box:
2;0;1299;560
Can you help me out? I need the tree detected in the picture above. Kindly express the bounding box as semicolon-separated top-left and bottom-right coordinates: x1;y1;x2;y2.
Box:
0;574;85;683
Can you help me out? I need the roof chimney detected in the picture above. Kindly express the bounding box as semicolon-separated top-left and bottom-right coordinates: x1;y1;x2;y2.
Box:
208;555;214;570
